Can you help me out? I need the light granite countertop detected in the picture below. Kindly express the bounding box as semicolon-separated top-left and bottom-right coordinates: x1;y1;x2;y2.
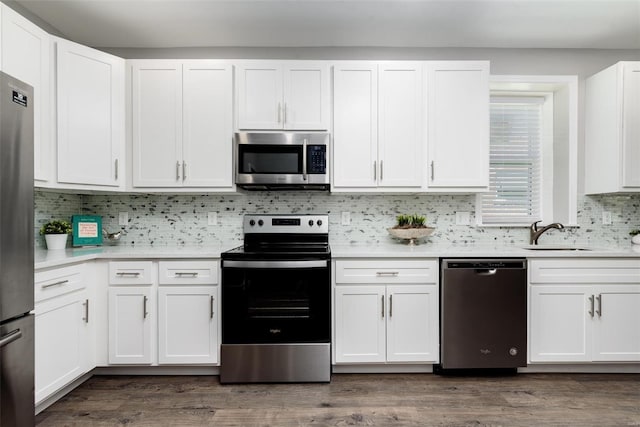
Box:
36;241;640;270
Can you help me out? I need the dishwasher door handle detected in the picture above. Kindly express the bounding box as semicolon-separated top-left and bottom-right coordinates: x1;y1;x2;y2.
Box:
475;269;497;276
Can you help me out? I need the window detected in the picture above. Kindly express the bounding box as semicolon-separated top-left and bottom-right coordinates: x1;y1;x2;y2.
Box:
479;96;546;225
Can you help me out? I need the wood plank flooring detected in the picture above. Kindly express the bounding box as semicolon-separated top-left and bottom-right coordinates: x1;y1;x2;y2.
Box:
36;373;640;426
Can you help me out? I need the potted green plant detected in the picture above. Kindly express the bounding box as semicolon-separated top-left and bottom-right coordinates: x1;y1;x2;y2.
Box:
630;229;640;245
388;214;434;245
40;219;72;250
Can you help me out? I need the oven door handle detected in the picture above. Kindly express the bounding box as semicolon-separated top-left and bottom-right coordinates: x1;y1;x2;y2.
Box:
223;260;328;269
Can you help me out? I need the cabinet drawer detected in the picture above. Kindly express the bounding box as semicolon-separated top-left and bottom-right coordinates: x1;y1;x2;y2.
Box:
158;261;218;285
335;259;438;284
35;263;85;303
108;261;154;285
530;259;640;284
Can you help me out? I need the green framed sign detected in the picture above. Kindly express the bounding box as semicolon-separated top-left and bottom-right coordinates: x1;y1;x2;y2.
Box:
72;215;102;247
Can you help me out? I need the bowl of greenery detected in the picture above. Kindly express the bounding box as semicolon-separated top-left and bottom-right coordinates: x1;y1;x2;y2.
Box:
40;219;72;250
388;214;434;245
630;229;640;245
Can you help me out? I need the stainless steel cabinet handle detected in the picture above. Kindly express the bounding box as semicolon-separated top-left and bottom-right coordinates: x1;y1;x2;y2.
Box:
381;295;385;318
0;329;22;348
430;161;435;181
42;279;69;289
210;295;215;319
278;102;282;124
115;158;119;180
143;295;148;319
380;160;383;181
373;161;377;181
596;294;602;317
588;295;594;317
116;272;141;277
182;161;186;181
376;271;399;277
283;102;287;124
83;299;89;323
175;272;199;277
389;294;393;317
302;138;308;181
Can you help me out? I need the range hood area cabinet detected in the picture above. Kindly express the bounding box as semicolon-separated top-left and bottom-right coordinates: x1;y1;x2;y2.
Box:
129;60;234;190
332;61;490;193
585;61;640;194
235;61;330;131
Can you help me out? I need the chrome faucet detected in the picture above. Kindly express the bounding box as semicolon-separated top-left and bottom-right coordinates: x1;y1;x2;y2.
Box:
530;221;564;245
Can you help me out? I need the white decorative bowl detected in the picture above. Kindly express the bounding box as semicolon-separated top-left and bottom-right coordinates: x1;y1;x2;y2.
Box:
388;227;435;245
45;234;68;250
632;234;640;245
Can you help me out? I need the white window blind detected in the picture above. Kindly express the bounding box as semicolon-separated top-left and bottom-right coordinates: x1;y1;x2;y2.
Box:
480;97;543;225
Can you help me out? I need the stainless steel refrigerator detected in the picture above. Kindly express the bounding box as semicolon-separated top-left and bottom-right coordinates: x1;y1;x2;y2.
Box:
0;71;35;426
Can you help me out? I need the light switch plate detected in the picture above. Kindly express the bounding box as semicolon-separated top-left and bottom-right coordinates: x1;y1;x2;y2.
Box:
208;212;218;226
602;211;612;225
118;212;128;226
456;211;471;225
341;212;351;225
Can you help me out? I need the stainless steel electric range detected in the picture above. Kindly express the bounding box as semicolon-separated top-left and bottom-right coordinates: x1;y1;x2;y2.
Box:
220;214;331;383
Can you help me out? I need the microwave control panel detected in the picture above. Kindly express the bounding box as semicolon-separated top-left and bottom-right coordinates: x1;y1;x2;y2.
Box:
307;145;326;174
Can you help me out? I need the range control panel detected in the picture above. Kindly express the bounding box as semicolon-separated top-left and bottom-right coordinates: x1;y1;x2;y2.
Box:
243;214;329;234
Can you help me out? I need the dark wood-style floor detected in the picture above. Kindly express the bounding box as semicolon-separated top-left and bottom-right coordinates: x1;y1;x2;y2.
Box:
36;373;640;426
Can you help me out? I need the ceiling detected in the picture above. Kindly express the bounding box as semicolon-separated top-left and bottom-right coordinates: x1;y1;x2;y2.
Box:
12;0;640;50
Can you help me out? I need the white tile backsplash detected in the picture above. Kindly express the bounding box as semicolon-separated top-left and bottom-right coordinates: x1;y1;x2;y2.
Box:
35;191;640;248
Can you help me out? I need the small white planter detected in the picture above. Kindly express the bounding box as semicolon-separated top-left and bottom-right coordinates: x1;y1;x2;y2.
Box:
632;234;640;245
45;234;68;250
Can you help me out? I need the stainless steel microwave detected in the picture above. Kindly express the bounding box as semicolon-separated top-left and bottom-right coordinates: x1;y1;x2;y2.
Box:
234;132;330;190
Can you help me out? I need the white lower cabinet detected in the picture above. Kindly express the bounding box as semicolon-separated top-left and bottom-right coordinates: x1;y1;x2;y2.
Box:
334;259;439;364
35;264;92;404
107;260;220;366
529;259;640;363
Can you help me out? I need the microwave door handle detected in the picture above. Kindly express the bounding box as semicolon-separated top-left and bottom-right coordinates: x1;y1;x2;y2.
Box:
302;138;308;181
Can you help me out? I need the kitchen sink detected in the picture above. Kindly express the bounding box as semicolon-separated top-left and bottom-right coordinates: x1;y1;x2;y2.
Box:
521;245;592;251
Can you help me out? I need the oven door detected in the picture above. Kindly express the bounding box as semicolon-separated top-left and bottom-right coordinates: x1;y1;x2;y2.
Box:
222;259;330;344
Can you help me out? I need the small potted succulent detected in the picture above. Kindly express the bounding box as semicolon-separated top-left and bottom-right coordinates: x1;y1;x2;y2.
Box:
388;214;434;245
40;220;72;250
630;229;640;245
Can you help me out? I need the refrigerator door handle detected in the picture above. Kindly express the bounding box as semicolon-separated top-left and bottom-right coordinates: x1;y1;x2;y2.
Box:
0;329;22;348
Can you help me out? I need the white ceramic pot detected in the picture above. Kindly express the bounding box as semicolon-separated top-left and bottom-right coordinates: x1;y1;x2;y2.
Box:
632;234;640;245
45;234;68;250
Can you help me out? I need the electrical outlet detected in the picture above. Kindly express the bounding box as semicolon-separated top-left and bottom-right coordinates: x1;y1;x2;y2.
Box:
341;211;351;225
456;211;471;225
207;212;218;226
118;212;128;226
602;211;612;225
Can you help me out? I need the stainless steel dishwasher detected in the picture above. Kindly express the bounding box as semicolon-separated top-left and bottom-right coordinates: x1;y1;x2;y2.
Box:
438;259;527;373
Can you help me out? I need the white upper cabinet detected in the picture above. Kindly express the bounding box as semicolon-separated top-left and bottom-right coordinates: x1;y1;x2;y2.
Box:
55;37;125;187
236;61;329;130
585;61;640;194
425;61;489;191
0;4;51;183
131;60;233;189
332;61;424;191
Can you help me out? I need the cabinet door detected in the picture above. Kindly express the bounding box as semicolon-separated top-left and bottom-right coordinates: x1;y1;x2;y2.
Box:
592;285;640;362
237;63;282;129
158;286;218;364
622;63;640;188
386;285;438;362
378;62;423;188
1;5;51;182
182;61;233;187
108;287;153;364
529;285;592;363
35;290;89;404
334;285;386;363
131;60;183;187
56;37;124;187
333;63;378;188
426;61;489;189
283;62;329;130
